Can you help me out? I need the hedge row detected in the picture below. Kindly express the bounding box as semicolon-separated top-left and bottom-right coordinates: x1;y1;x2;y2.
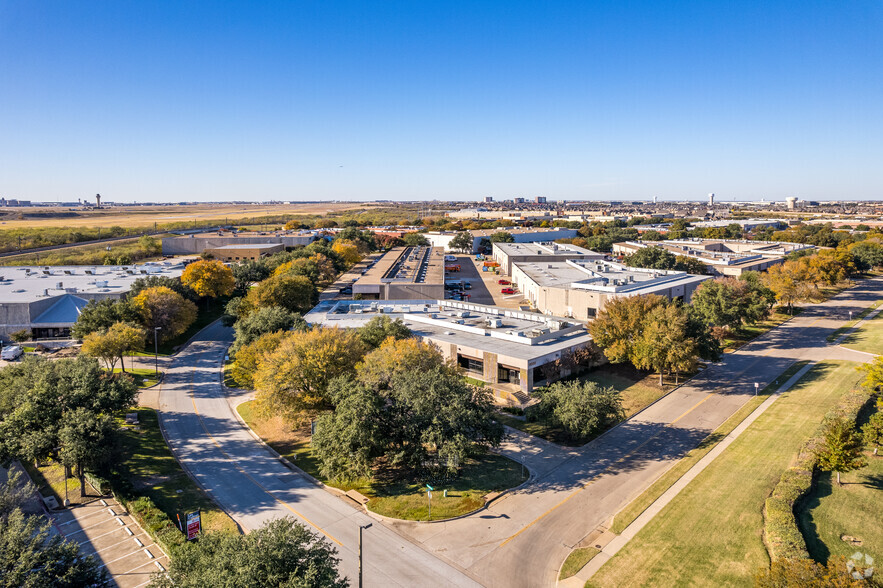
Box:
763;387;874;561
120;495;187;555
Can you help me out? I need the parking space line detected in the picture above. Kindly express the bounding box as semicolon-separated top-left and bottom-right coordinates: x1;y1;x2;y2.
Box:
64;514;133;537
97;541;160;570
76;526;132;546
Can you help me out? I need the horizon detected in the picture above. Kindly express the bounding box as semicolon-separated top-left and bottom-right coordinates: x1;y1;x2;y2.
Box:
2;1;882;202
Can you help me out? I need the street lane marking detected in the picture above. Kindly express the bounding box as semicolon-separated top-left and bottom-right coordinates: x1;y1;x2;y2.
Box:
499;392;716;547
186;374;343;546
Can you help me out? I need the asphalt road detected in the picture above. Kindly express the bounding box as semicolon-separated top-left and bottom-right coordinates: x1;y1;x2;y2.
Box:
157;324;480;588
160;276;881;588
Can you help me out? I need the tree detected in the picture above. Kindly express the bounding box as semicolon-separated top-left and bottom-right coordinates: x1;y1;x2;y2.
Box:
816;418;867;486
533;381;625;440
59;408;116;495
690;277;773;331
231;260;271;296
673;255;708;275
148;517;346;588
131;286;198;342
181;259;236;299
231;306;307;356
588;295;666;364
8;330;30;343
639;230;663;241
849;240;883;271
130;274;194;301
1;509;106;587
862;412;883;456
489;231;514;243
860;355;883;392
331;239;362;265
254;328;367;416
402;232;429;246
634;302;699;385
356;337;443;389
245;273;316;315
71;298;140;339
228;331;289;389
356;315;412;348
80;321;146;372
763;261;816;313
624;246;677;270
449;231;474;253
0;469;33;517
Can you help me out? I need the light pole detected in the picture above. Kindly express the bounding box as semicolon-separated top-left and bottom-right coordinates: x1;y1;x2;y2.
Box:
358;523;372;588
154;327;162;377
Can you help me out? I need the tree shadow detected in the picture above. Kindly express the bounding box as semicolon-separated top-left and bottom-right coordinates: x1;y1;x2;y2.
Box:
796;470;833;563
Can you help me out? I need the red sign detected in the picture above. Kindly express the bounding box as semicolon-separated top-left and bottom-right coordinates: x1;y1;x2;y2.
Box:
186;511;201;541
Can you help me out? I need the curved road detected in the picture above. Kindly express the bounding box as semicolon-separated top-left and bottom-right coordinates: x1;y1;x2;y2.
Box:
157;323;480;587
160;276;881;587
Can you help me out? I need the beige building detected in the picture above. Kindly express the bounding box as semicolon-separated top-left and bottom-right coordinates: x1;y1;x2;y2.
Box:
352;246;446;300
511;259;710;321
492;241;605;275
205;243;284;261
424;227;579;253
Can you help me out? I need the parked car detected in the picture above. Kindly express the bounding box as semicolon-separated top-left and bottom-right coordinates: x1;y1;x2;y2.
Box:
498;279;510;285
1;345;23;361
501;288;515;294
339;286;353;295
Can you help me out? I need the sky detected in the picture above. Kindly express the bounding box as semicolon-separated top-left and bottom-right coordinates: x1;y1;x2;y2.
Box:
1;1;882;203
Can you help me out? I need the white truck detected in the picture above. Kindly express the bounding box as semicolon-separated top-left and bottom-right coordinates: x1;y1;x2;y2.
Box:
1;345;23;361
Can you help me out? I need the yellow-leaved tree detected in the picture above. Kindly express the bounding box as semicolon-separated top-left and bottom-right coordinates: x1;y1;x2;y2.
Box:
132;286;198;342
81;321;146;373
181;259;235;299
331;240;362;266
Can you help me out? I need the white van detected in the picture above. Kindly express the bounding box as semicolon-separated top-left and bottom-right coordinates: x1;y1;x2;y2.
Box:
1;345;23;361
444;255;457;262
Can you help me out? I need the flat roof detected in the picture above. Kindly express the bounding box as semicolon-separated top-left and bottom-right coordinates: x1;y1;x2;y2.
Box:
0;261;188;303
356;247;445;286
207;243;283;250
493;241;603;258
515;259;708;293
305;299;592;362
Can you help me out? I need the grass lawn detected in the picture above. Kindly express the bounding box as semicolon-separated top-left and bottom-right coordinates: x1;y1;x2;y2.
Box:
826;299;883;342
797;405;882;567
237;400;525;521
22;461;93;506
721;309;799;352
111;367;161;388
841;311;883;355
115;407;238;534
609;361;811;534
498;364;668;447
560;547;600;580
587;360;865;588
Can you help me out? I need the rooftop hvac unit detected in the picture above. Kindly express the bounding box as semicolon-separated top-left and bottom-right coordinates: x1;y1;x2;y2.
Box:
96;280;108;288
56;282;63;289
43;289;49;296
486;318;503;328
455;311;469;318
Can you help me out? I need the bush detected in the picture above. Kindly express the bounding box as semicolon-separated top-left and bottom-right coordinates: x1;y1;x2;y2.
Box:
9;329;31;342
123;495;186;555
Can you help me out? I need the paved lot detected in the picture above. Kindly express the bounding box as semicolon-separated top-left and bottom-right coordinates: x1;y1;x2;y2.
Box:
448;254;525;308
49;495;169;588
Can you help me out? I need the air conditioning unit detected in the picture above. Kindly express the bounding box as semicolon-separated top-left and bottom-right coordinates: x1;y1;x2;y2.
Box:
486;318;503;328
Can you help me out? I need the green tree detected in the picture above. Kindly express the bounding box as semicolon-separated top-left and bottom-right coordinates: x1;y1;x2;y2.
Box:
147;517;346;588
231;306;307;356
449;231;474;253
633;302;699;385
489;231;514;243
129;274;194;300
673;255;708;275
862;412;883;456
71;298;140;339
356;315;412;349
860;355;883;392
0;470;33;517
848;240;883;271
231;260;271;296
639;230;663;241
816;418;867;486
533;381;624;440
131;286;198;342
624;246;677;270
402;232;429;246
245;273;317;315
0;509;106;587
588;295;666;364
80;321;146;372
59;408;116;495
689;276;773;331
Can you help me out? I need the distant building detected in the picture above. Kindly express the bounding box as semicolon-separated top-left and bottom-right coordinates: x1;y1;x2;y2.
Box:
690;218;786;231
161;230;315;255
511;259;709;321
424;227;579;253
535;196;547;204
708;193;715;206
513;197;526;204
205;243;285;262
484;196;494;203
0;261;187;340
492;241;605;275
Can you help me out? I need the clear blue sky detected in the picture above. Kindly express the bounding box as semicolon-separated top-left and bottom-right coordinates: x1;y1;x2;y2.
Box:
1;1;881;202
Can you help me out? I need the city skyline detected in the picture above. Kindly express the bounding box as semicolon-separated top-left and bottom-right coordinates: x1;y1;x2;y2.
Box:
2;1;882;202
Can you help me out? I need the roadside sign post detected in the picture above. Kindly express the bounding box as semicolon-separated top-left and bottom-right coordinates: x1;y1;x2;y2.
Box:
185;510;201;541
754;382;759;396
426;485;433;521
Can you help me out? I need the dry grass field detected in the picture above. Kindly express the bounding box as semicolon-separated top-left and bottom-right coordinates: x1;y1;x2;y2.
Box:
0;202;373;229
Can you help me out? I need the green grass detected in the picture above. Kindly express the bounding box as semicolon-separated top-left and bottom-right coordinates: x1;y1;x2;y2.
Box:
721;309;800;352
498;365;667;447
560;547;600;580
115;408;238;534
609;361;810;534
22;461;92;506
110;367;161;388
587;360;865;588
464;376;485;387
237;400;525;520
840;311;883;355
827;299;883;342
223;360;243;388
797;405;882;567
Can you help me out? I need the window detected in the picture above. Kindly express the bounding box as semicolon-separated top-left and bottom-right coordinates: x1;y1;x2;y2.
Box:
458;355;483;374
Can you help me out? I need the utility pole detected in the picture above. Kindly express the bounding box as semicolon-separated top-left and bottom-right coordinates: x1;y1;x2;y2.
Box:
358;523;372;588
154;327;162;376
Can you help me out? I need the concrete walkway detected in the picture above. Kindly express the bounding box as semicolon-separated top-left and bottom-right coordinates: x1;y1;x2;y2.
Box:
565;361;816;585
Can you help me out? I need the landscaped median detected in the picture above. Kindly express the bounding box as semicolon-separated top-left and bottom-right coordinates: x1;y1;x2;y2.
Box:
585;361;866;587
826;298;882;343
236;400;526;521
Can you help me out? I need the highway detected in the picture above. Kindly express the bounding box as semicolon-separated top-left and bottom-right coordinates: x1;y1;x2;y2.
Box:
159;276;881;587
157;324;480;587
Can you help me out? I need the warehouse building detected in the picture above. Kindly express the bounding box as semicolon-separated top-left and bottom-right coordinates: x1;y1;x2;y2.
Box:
351;246;446;300
205;243;285;261
0;261;187;340
424;227;579;253
492;241;605;275
511;259;710;321
161;230;315;255
305;299;594;401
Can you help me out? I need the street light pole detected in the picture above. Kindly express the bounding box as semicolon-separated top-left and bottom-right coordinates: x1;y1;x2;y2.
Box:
154;327;161;377
358;523;372;588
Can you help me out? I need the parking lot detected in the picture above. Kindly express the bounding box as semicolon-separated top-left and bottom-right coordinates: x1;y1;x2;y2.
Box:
445;254;526;309
50;495;170;588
